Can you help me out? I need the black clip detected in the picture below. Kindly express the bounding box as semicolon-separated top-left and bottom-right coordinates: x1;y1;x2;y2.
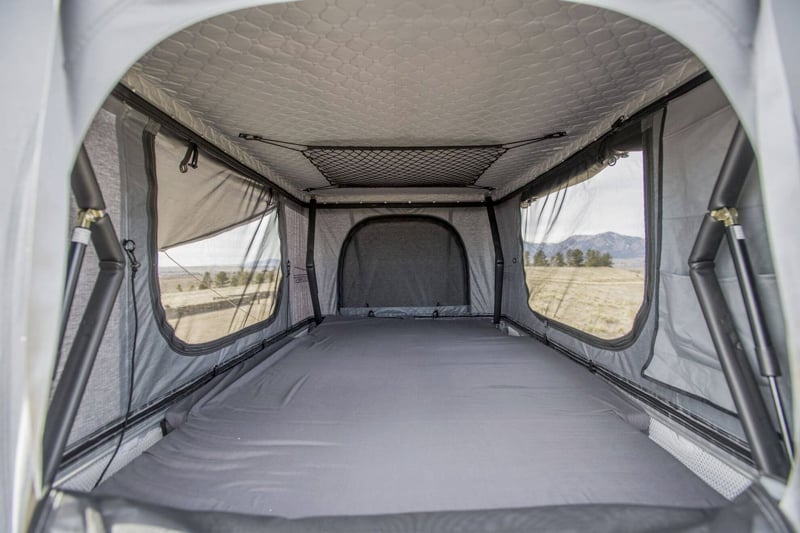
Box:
179;142;199;173
122;239;140;274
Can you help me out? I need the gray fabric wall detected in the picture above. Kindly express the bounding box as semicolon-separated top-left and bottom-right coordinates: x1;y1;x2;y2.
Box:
315;207;494;316
152;131;274;250
283;199;314;326
642;82;792;421
495;79;793;439
60;108;127;445
64;101;294;450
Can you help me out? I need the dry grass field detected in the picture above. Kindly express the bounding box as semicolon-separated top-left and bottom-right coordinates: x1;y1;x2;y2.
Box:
167;299;278;344
525;266;645;339
159;271;280;344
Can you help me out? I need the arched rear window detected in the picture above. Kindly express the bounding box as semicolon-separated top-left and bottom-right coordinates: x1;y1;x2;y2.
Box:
338;216;469;310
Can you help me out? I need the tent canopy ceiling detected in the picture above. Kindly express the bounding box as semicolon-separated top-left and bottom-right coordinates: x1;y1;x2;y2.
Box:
123;0;703;198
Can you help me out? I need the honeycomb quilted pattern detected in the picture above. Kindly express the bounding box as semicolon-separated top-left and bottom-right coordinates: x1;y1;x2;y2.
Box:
124;0;703;198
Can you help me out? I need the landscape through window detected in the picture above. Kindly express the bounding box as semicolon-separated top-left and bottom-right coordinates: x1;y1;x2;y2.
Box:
521;151;646;340
157;211;282;345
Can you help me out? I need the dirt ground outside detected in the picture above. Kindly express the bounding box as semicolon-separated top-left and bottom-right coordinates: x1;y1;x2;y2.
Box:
159;271;280;344
524;266;645;340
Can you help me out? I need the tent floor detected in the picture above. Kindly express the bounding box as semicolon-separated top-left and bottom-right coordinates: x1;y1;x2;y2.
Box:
97;317;725;517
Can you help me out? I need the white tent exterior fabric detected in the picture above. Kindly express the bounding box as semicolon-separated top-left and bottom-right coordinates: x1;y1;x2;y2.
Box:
2;1;799;531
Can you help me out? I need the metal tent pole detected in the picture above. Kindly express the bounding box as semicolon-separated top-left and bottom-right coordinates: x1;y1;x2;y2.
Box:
705;126;794;463
485;196;504;325
306;198;323;325
42;146;126;488
688;125;791;477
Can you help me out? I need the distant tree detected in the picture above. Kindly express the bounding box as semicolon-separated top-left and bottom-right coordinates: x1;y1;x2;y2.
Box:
189;284;196;291
215;271;230;287
599;252;614;267
533;249;549;266
199;271;212;290
552;251;566;267
253;271;265;285
585;249;601;267
176;284;183;292
524;250;531;266
263;270;276;282
232;270;250;287
566;248;584;267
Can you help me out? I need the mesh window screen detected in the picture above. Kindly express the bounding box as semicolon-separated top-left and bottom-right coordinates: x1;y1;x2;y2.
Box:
303;145;507;187
339;217;469;308
151;130;282;346
521;151;647;340
157;212;282;345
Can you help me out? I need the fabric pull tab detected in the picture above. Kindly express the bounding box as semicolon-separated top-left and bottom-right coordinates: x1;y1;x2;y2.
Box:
179;142;199;173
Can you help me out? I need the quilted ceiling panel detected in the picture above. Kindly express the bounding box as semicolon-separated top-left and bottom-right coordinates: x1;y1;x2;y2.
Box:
124;0;703;198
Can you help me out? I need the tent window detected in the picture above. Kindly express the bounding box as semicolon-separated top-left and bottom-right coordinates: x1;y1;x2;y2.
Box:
148;129;282;348
156;213;282;345
338;216;469;309
521;150;647;340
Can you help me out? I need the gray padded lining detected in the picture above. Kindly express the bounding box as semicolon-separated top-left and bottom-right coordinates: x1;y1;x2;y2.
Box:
122;0;703;199
97;318;724;518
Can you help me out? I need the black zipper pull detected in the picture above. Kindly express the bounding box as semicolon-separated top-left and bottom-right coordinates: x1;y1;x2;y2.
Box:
179;142;199;173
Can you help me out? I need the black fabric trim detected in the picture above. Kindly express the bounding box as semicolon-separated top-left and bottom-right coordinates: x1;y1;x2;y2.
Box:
336;215;471;310
60;317;316;470
142;128;285;356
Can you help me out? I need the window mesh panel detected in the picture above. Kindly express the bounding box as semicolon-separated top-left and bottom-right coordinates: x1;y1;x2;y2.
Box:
303;145;507;187
520;151;646;340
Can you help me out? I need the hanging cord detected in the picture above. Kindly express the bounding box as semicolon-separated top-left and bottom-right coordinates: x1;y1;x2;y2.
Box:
238;133;307;152
238;130;567;153
93;239;140;489
179;142;199;173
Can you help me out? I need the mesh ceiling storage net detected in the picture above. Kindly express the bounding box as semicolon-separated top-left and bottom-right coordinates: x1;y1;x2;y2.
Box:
303;145;507;188
237;132;567;188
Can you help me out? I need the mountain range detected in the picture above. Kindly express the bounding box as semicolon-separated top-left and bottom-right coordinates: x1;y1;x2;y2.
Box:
523;232;645;260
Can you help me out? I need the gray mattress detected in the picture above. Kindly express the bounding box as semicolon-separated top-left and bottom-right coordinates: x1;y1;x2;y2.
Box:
98;318;725;517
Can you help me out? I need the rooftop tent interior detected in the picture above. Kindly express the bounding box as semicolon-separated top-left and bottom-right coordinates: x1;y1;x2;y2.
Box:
27;0;799;532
